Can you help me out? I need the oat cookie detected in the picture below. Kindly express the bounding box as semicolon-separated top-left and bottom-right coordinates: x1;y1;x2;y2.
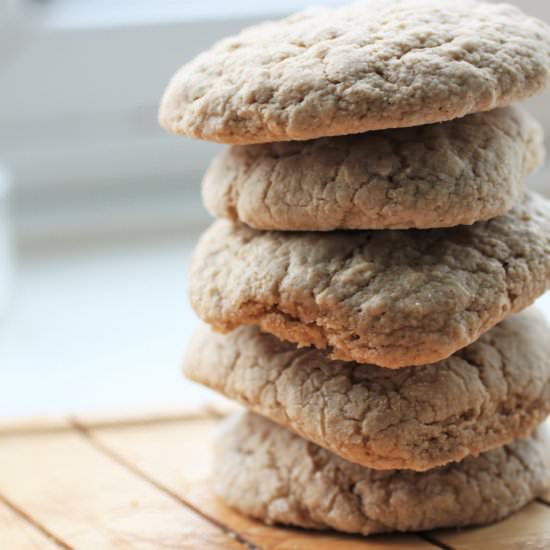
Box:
203;107;544;230
185;309;550;471
188;192;550;368
159;1;550;144
215;413;550;535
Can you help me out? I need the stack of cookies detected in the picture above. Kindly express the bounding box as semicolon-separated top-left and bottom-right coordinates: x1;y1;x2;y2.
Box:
160;0;550;536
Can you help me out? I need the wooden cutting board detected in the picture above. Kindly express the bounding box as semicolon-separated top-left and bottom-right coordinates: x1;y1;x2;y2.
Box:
1;409;549;549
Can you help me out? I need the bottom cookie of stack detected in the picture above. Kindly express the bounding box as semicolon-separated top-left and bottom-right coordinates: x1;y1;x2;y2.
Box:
214;412;550;536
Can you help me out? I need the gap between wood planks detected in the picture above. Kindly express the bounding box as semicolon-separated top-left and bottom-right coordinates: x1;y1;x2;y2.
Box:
0;403;236;436
418;533;453;550
0;491;71;549
69;417;258;550
69;415;447;550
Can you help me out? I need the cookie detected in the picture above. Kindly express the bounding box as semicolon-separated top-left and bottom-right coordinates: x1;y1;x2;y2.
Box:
215;412;550;535
203;107;544;230
184;309;550;471
188;191;550;368
159;0;550;144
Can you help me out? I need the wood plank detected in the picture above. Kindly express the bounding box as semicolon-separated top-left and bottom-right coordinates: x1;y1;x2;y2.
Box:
0;428;244;549
431;501;550;550
186;481;434;550
86;416;219;487
73;400;241;430
89;417;436;549
0;417;71;435
0;498;60;549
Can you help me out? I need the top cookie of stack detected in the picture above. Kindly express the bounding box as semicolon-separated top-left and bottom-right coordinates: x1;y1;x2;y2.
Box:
160;0;550;145
160;0;550;233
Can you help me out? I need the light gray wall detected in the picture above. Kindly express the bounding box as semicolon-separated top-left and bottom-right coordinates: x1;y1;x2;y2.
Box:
1;0;548;244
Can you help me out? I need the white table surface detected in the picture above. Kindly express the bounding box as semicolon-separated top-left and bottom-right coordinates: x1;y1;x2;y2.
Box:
1;233;549;420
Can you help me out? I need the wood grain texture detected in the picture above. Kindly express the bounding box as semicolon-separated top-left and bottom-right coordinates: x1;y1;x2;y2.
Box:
0;417;71;435
89;416;436;549
431;501;550;550
186;481;436;550
0;411;548;549
0;428;242;549
0;498;60;549
88;417;220;488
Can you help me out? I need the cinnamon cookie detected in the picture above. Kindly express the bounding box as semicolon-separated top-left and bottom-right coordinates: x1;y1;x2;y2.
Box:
203;107;543;230
214;413;550;535
185;309;550;470
160;1;550;144
188;192;550;368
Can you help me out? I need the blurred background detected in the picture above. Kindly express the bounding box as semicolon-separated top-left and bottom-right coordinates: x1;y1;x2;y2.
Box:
0;0;549;420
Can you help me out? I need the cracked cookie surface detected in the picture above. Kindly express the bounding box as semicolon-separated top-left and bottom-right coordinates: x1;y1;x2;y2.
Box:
215;412;550;535
203;107;544;230
188;192;550;368
184;309;550;471
159;0;550;144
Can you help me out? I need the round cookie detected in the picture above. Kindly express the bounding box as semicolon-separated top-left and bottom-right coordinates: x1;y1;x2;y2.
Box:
203;107;544;230
215;413;550;535
159;0;550;144
188;191;550;368
184;309;550;471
